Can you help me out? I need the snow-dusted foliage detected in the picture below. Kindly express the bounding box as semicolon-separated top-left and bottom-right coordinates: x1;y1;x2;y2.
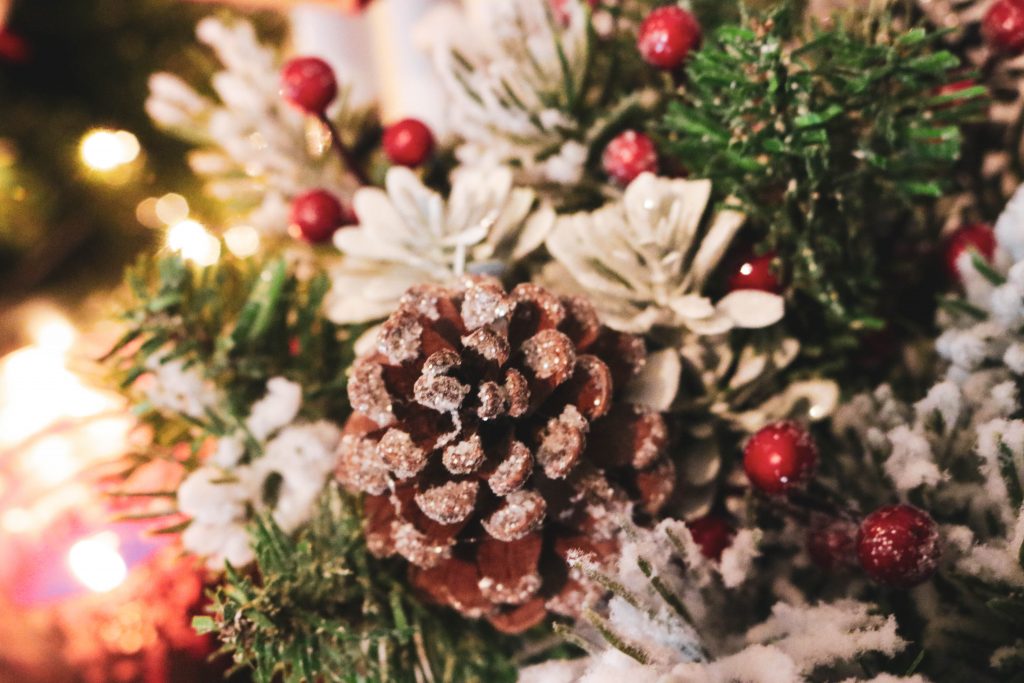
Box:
146;17;354;234
520;521;916;683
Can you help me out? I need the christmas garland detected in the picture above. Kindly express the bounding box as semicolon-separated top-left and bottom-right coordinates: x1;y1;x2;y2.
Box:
108;1;1024;681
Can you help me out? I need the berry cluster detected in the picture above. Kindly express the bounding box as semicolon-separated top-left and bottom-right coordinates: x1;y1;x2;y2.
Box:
741;421;941;588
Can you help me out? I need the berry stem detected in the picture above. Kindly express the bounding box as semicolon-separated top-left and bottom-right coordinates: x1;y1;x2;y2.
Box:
318;114;370;186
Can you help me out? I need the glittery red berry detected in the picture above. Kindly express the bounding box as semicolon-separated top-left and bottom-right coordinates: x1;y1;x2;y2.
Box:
602;130;659;186
289;189;349;243
280;57;337;115
637;6;701;70
743;421;818;495
383;118;435;167
728;250;781;293
807;518;857;571
857;505;940;588
944;223;996;283
984;0;1024;54
688;515;735;561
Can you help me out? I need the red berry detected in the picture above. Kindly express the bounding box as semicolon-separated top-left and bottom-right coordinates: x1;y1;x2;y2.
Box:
944;223;996;283
728;250;781;293
602;130;659;186
743;421;818;495
807;518;857;570
280;57;337;115
383;118;435;167
984;0;1024;54
637;6;701;70
289;189;348;243
688;515;735;561
857;505;940;588
0;31;30;64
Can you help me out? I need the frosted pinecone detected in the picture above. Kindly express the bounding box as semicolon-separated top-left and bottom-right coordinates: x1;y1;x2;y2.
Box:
336;277;674;633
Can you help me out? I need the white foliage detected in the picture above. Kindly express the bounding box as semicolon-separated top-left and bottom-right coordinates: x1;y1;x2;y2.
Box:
146;17;351;234
326;166;553;323
543;173;783;336
178;377;342;568
144;355;218;419
428;0;591;187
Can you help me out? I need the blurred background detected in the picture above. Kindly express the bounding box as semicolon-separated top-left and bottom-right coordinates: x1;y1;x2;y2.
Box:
0;1;280;680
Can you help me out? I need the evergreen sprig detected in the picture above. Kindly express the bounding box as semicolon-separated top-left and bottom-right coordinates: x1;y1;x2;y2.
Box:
663;5;985;362
194;484;519;683
108;252;359;424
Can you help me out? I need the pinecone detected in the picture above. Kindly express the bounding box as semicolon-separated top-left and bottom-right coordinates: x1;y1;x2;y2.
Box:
336;277;674;633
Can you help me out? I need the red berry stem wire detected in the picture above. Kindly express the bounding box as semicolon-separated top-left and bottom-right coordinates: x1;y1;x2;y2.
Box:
318;113;370;187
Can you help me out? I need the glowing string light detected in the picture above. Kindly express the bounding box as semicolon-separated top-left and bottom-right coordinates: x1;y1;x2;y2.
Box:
167;219;221;266
79;129;140;172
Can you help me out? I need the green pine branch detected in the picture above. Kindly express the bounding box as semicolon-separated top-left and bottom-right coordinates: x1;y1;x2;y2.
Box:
196;484;519;683
662;3;985;366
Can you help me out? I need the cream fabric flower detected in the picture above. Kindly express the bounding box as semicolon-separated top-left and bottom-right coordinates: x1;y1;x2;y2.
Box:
544;173;785;335
327;166;553;323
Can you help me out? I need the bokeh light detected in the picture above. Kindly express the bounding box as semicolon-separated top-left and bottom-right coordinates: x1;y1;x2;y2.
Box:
79;129;140;172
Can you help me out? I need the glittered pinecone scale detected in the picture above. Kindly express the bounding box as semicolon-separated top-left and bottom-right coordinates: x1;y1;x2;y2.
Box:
336;278;673;633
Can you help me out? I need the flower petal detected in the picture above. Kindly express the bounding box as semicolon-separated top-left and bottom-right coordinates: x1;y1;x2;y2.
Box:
716;290;785;329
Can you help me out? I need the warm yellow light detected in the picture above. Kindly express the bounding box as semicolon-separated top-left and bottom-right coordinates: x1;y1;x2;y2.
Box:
25;309;75;354
2;508;34;534
68;532;128;593
80;129;140;172
224;225;261;258
22;435;78;486
167;219;220;266
155;193;189;225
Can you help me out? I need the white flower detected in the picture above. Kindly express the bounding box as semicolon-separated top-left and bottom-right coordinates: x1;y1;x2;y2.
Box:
178;466;252;526
182;521;254;569
327;166;553;323
428;0;589;185
246;377;302;441
144;356;217;419
545;173;784;335
996;183;1024;262
250;422;341;533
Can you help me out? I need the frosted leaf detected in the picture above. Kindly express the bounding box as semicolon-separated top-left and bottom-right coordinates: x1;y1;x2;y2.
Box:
415;480;479;525
536;405;589;479
522;329;577;383
462;327;511;364
377;309;423;365
392;521;452;568
477;382;509;420
414;373;470;413
505;368;531;416
378;429;428;479
336;434;390;495
482;490;547;541
443;434;487;474
422;349;461;377
348;359;395;427
488;441;534;495
461;280;512;330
